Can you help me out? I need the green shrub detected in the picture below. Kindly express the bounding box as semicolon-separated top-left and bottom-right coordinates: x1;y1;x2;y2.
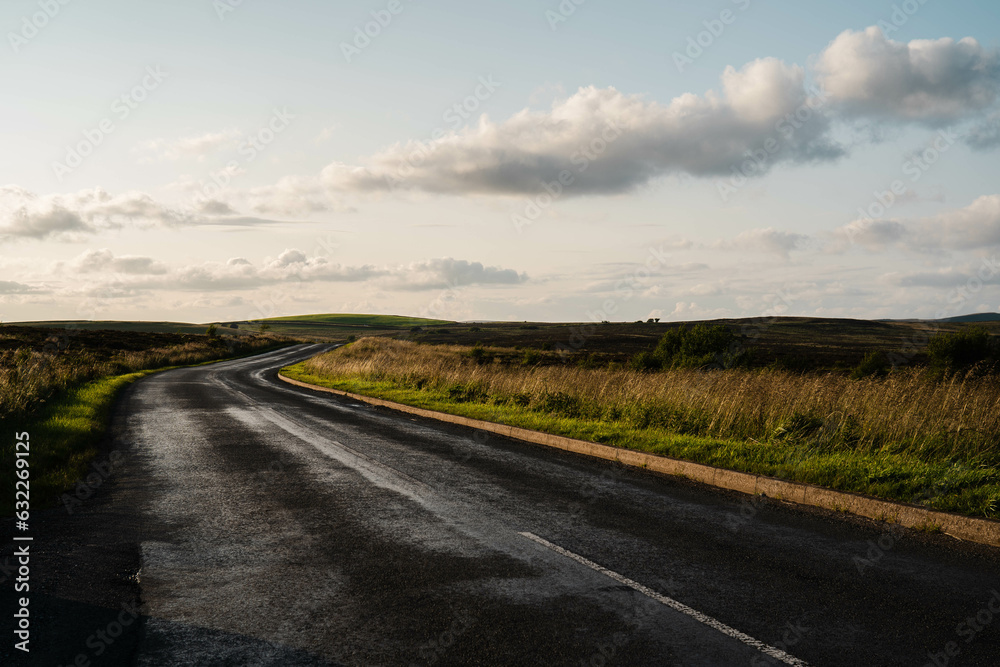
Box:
446;382;488;403
928;327;996;371
535;391;583;418
851;350;890;380
628;350;662;372
468;344;487;363
775;412;825;439
522;349;542;366
630;324;745;370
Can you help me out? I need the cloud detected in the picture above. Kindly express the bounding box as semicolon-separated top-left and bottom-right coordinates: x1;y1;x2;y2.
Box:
134;129;241;162
714;227;811;258
67;250;527;295
0;186;192;241
315;125;340;143
966;113;1000;151
835;195;1000;252
71;249;169;275
0;280;35;294
197;200;237;216
166;251;387;291
247;176;339;216
667;302;700;320
314;28;1000;200
322;59;840;197
0;186;311;242
387;258;528;291
815;27;1000;124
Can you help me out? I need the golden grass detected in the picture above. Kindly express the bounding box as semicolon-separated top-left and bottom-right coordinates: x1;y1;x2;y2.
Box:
304;337;1000;466
1;337;281;421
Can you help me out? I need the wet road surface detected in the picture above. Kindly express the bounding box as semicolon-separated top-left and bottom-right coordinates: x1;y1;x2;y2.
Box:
4;344;999;666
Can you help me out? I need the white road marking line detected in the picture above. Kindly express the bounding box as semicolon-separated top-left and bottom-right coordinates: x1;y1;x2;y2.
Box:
518;532;810;667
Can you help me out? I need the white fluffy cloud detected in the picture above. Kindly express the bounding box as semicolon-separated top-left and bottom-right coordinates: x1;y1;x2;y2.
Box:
0;280;35;294
966;113;1000;150
386;258;528;291
71;249;169;275
714;227;811;258
247;176;340;216
133;129;241;162
0;186;307;242
317;27;1000;200
815;27;1000;123
58;250;528;295
0;186;192;241
323;59;839;197
836;195;1000;252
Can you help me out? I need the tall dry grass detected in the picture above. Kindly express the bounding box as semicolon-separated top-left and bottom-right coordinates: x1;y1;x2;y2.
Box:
1;337;280;422
305;338;1000;466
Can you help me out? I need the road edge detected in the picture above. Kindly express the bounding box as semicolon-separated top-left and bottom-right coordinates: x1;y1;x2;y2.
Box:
277;373;1000;549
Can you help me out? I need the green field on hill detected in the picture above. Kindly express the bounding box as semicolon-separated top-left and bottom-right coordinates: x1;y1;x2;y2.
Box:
249;313;454;339
263;313;453;327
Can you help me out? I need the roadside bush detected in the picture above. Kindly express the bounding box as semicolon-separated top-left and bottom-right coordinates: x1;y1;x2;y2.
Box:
522;349;542;366
628;351;661;372
928;327;997;372
851;350;891;380
535;391;584;419
775;412;825;439
446;382;488;403
630;324;745;370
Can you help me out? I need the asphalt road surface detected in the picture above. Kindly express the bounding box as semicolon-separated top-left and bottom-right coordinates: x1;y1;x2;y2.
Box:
4;344;1000;666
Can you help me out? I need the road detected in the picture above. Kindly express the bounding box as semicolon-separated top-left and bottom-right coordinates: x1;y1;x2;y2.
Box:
4;344;1000;666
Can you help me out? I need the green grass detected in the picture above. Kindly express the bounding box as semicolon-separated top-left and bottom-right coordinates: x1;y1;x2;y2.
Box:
282;362;1000;520
1;341;294;516
3;371;153;515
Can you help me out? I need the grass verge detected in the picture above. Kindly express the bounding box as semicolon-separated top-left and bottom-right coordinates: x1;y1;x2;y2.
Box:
282;351;1000;520
2;342;294;516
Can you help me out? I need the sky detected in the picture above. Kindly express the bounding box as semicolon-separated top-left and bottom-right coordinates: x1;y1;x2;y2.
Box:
1;0;999;324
